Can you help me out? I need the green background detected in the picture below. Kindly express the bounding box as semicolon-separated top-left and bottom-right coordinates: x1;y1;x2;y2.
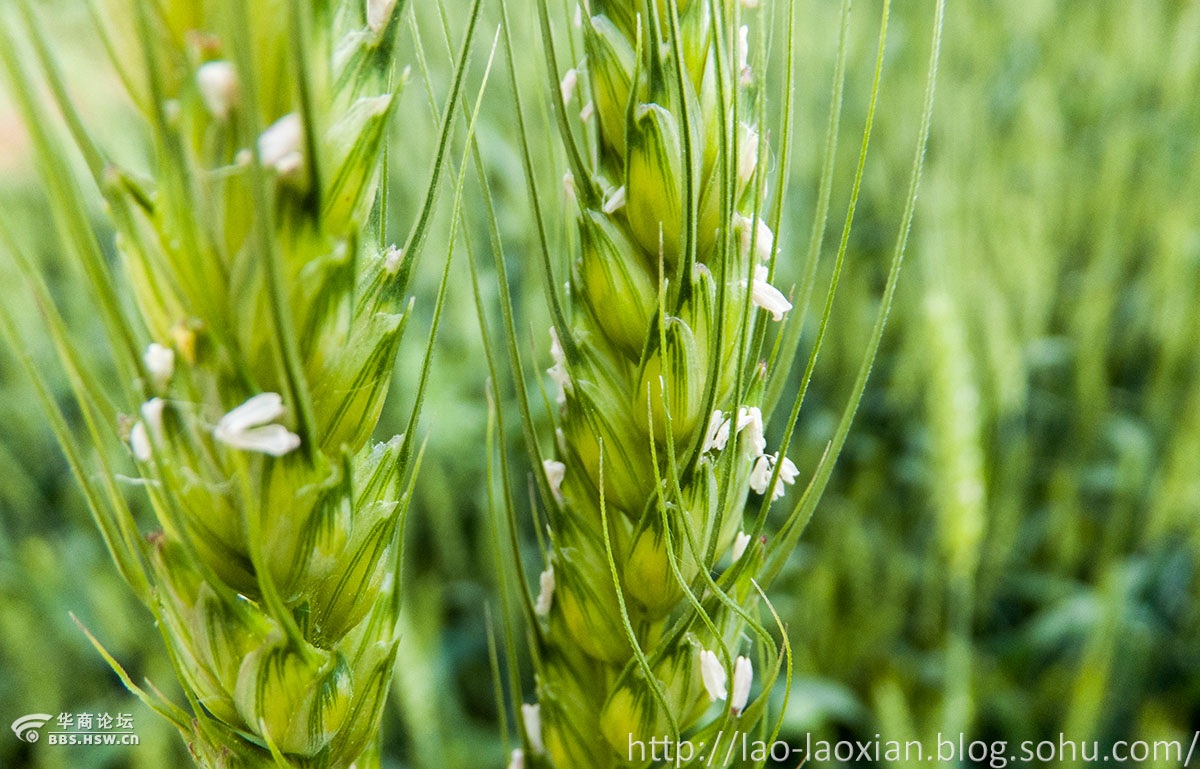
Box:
1;1;1197;767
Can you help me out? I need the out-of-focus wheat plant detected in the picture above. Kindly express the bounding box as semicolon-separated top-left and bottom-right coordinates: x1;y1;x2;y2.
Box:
0;0;481;766
769;1;1200;765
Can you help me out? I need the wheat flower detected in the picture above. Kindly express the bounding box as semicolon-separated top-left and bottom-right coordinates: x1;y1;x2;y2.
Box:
700;649;728;702
212;393;301;457
522;703;545;754
736;406;767;457
703;409;732;453
747;265;793;321
731;656;753;715
258;113;305;175
560;67;579;105
143;343;175;391
749;452;800;499
128;398;167;462
195;61;239;119
734;212;774;263
731;531;752;562
535;565;557;617
367;0;399;34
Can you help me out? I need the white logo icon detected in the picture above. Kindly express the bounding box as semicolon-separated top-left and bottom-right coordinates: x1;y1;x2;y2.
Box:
11;714;53;743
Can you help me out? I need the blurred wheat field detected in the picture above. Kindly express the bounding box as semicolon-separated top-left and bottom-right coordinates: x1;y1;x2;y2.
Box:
1;1;1198;768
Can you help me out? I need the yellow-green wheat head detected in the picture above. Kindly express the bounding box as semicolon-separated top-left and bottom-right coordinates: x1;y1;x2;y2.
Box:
520;1;797;767
0;1;428;767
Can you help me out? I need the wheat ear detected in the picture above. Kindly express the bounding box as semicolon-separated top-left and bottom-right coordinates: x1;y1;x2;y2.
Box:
0;1;480;766
505;2;801;767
